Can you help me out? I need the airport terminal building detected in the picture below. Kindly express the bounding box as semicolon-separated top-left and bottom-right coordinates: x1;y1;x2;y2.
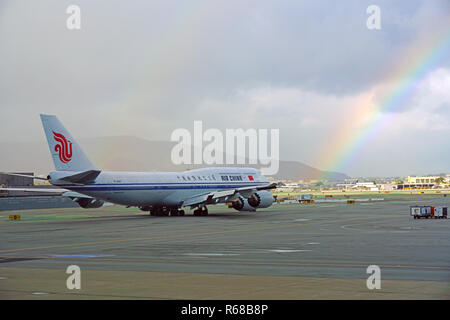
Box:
396;175;449;189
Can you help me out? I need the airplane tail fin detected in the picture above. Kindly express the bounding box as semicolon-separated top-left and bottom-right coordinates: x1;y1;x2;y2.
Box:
40;114;96;172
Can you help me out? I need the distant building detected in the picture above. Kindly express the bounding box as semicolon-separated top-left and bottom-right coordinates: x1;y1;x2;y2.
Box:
396;175;449;189
354;182;379;191
336;181;379;191
380;184;396;191
407;176;440;185
0;173;34;187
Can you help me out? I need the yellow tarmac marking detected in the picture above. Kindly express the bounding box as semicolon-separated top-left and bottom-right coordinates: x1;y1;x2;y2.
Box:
0;216;403;254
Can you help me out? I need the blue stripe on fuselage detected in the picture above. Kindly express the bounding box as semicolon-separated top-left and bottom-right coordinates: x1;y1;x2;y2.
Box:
64;182;265;192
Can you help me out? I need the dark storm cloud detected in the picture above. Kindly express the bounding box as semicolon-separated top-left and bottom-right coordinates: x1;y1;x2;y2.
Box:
0;0;449;176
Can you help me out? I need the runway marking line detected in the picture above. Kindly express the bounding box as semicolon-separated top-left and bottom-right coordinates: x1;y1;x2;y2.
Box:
0;214;132;225
47;256;450;271
0;215;404;254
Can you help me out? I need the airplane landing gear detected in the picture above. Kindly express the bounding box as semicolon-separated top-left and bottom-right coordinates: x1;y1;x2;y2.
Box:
169;208;186;216
193;206;208;216
149;207;168;216
149;207;185;217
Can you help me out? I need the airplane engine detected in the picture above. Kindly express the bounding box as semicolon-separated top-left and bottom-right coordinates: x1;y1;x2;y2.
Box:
247;191;275;208
77;198;104;209
230;196;256;212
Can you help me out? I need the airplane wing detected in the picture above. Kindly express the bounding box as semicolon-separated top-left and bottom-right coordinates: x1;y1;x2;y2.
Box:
0;172;48;180
0;187;94;199
0;187;67;194
0;170;101;185
58;170;101;184
181;183;277;207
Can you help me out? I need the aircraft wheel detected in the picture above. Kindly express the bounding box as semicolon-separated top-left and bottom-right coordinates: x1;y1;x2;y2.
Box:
170;208;179;216
201;207;208;216
178;210;185;216
154;207;166;216
193;209;202;216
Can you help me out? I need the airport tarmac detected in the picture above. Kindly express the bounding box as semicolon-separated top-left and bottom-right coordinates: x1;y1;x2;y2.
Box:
0;197;449;299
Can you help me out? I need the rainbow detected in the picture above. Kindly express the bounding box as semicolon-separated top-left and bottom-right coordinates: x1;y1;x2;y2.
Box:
315;20;450;179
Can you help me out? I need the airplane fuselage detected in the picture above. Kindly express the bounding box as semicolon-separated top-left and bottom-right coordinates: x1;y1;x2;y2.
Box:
50;167;268;207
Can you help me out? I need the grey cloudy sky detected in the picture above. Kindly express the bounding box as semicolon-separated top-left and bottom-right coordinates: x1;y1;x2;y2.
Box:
0;0;449;177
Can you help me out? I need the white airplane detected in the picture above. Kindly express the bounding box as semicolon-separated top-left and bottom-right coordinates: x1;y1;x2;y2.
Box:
1;115;276;216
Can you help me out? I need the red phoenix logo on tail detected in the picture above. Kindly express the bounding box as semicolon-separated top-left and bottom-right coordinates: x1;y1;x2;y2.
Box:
53;131;73;163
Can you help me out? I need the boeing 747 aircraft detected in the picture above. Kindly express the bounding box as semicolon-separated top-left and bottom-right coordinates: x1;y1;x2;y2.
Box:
1;115;276;216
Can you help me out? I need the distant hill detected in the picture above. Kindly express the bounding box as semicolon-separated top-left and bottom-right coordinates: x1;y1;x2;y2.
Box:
0;136;349;181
